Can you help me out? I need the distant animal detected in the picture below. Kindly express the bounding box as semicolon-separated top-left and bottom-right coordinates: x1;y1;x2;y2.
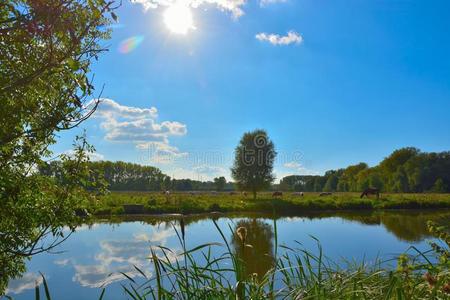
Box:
292;192;304;197
319;192;332;196
360;188;380;199
272;191;283;197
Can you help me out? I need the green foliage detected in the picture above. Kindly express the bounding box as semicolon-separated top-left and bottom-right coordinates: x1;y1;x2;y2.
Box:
59;160;166;191
432;179;447;193
281;148;450;193
231;130;276;199
113;219;450;299
213;176;227;191
0;0;116;294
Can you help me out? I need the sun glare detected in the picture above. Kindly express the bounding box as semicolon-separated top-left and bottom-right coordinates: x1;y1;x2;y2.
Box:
164;3;194;35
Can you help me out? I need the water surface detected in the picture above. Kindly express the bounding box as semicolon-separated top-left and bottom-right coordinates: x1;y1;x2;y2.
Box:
5;210;450;299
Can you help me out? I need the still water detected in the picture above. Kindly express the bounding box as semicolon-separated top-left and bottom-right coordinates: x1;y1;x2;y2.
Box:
4;210;450;299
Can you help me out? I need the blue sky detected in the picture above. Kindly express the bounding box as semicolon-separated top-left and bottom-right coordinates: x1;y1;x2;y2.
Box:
54;0;450;181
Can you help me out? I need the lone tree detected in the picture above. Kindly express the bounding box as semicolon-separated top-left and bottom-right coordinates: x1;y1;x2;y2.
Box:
214;176;227;191
231;130;276;199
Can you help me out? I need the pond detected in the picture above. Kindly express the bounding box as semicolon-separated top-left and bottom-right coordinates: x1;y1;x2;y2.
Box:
4;209;450;299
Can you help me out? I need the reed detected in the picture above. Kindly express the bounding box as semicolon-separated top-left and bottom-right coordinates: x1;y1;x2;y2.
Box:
31;220;449;299
112;220;449;299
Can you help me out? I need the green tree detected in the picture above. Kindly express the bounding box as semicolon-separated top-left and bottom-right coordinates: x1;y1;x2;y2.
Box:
432;178;446;193
0;0;116;293
323;171;339;192
213;176;227;191
231;130;276;199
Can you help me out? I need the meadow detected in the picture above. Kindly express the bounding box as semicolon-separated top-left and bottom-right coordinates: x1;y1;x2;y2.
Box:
87;192;450;216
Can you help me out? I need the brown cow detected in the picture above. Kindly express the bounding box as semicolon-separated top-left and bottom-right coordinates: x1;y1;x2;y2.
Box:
272;191;283;197
360;188;380;199
319;192;332;196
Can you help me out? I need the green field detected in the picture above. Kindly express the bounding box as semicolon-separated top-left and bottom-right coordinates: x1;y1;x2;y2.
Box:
87;192;450;216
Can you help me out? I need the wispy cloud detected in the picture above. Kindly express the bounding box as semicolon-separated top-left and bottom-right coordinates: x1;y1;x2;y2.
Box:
193;165;226;176
131;0;247;18
255;31;302;45
90;98;187;163
259;0;286;7
5;273;44;295
283;161;319;175
137;141;188;164
72;228;178;288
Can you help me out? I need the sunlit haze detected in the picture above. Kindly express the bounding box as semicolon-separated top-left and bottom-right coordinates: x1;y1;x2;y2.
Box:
163;2;194;35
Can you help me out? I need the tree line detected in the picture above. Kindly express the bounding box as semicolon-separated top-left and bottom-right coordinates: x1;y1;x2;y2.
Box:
40;147;450;193
40;161;234;191
279;148;450;193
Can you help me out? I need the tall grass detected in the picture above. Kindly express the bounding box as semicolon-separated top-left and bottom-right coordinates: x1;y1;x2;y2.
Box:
114;220;450;300
29;217;449;299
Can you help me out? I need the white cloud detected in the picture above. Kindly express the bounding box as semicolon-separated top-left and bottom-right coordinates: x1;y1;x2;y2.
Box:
6;273;44;295
283;161;302;169
260;0;286;6
164;165;229;181
54;258;71;266
131;0;247;18
93;98;158;120
91;98;187;164
137;141;188;164
281;161;319;177
72;228;179;288
255;30;302;45
193;165;226;176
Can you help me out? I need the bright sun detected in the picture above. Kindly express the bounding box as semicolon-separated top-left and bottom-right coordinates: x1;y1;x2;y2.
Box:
164;3;194;35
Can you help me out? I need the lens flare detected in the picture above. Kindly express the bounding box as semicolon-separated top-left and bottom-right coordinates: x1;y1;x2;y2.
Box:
118;35;144;54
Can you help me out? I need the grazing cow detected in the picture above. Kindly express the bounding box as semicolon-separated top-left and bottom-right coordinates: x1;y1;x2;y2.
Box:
319;192;332;196
272;191;283;197
292;192;304;197
360;188;380;199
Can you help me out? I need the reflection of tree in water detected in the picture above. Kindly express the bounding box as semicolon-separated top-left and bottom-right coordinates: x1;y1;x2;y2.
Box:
0;252;25;295
231;219;274;280
380;212;450;242
334;211;450;242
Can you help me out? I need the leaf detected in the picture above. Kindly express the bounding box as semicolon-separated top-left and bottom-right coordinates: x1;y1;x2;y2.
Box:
111;12;118;22
98;288;106;300
66;58;80;71
39;272;51;300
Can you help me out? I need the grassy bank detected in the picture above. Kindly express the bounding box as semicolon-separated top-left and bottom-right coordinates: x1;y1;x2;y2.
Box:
87;192;450;216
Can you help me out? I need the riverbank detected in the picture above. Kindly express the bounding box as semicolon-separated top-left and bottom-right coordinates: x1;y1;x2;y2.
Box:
87;191;450;216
